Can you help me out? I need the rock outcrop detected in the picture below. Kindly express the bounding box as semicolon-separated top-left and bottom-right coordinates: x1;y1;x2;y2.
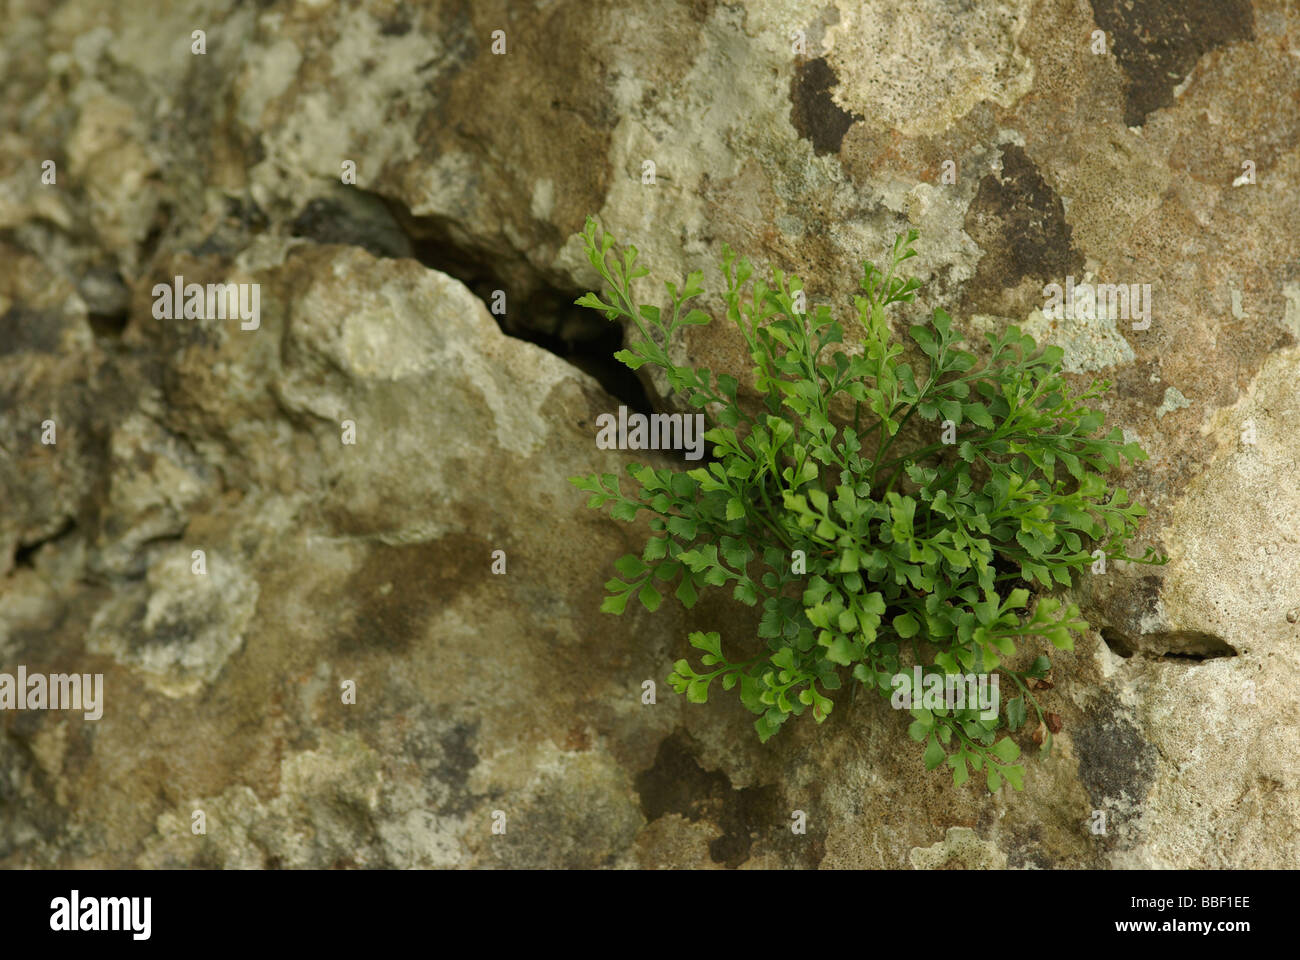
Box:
1;0;1296;867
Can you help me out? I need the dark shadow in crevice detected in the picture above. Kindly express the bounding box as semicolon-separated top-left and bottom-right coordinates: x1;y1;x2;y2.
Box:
1100;628;1136;658
396;210;656;418
493;309;657;420
87;312;129;339
1101;627;1237;661
287;187;655;417
11;518;77;571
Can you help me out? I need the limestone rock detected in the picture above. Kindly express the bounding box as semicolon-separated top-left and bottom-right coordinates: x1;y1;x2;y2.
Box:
1;0;1297;869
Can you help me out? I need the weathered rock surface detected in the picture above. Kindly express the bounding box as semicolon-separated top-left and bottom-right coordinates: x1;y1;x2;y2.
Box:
1;0;1297;868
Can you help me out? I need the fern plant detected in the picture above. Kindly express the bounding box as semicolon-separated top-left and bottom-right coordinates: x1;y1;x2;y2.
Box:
570;217;1165;791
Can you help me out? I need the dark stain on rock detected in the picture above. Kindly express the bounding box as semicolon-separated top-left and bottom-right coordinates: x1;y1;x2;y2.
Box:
193;195;269;258
636;731;731;822
686;0;718;24
1072;691;1157;812
378;14;412;37
1112;362;1166;407
1135;574;1163;623
1090;0;1255;127
790;58;862;156
433;720;480;816
0;731;71;862
334;533;489;655
226;194;269;233
635;731;825;868
0;306;66;356
1005;824;1054;869
962;144;1082;314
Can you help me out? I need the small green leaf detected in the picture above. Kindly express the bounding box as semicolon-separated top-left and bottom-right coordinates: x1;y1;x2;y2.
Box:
615;554;648;578
638;582;663;612
675;576;699;608
826;636;858;666
953;761;970;787
923;737;945;771
1001;764;1025;790
1006;697;1027;732
600;591;630;615
963;403;994;429
990;737;1021;763
893;613;920;638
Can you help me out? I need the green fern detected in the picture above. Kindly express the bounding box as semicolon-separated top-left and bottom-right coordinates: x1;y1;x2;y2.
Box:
570;217;1166;791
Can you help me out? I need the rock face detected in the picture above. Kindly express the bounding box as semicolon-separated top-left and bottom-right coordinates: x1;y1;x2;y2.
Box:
1;0;1297;868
